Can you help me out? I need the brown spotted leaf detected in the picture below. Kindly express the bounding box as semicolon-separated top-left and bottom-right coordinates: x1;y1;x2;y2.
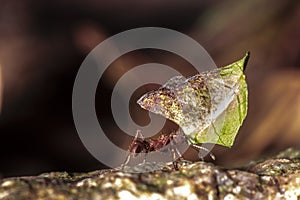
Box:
137;53;249;147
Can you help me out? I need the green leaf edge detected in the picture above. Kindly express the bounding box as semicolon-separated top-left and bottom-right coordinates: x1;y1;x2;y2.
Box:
194;52;250;147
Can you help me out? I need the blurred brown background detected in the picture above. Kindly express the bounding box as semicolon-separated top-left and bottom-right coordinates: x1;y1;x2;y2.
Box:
0;0;299;178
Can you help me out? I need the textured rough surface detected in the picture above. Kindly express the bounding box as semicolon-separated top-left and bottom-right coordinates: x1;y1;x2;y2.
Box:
1;148;300;200
137;54;249;147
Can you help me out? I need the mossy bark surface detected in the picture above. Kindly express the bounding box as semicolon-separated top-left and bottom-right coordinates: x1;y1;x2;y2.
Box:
1;148;300;200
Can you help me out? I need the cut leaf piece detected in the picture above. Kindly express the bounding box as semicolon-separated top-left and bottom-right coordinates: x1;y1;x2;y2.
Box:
137;53;249;147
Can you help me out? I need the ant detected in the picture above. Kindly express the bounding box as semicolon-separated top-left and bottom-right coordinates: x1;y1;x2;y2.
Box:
122;129;215;171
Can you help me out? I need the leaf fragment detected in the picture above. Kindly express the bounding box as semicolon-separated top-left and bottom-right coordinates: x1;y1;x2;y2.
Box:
137;53;249;147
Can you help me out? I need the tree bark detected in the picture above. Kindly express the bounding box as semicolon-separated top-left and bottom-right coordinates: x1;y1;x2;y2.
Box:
0;148;300;200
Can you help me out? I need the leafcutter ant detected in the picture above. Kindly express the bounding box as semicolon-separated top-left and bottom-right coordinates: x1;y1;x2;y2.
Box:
122;129;215;171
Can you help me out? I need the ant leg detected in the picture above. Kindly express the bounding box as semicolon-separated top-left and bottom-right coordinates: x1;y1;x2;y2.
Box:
186;136;215;160
135;130;148;164
121;130;145;169
191;144;215;161
121;152;133;171
135;130;144;139
172;143;182;163
168;138;184;170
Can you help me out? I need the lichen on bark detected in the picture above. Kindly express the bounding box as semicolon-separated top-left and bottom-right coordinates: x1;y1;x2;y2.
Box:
0;148;300;200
